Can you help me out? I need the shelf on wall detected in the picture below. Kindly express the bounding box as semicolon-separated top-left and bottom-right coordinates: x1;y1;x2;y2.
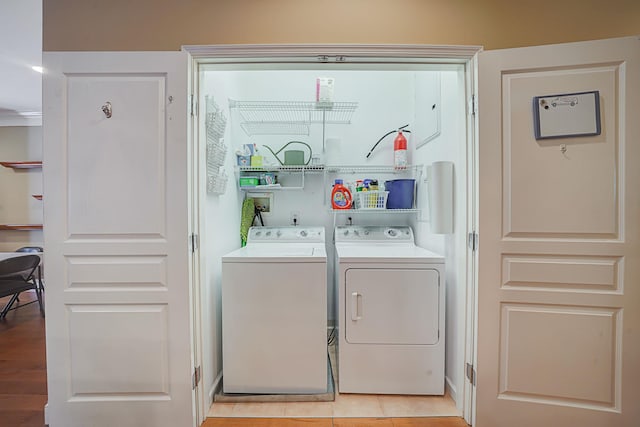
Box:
237;165;325;173
32;195;42;200
324;165;423;174
331;209;420;214
229;99;358;136
0;224;43;231
0;161;42;169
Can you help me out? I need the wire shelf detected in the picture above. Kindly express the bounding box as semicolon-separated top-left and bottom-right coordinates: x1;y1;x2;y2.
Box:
229;99;357;136
237;165;325;173
205;95;228;195
207;169;228;195
324;165;423;174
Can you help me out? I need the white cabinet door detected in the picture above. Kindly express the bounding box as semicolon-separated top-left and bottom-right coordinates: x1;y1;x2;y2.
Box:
345;268;440;345
477;36;640;427
43;52;194;427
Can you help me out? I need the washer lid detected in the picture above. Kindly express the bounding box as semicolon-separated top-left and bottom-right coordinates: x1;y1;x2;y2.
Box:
223;244;327;262
335;244;443;263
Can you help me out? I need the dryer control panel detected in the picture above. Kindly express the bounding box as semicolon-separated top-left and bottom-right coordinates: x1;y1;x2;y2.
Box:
334;226;413;243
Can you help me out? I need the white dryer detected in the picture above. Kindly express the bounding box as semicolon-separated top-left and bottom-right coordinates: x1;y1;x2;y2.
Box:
334;225;445;395
222;226;327;394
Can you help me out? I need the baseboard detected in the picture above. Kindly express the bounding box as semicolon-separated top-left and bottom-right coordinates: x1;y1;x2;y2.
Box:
209;371;223;407
445;375;457;405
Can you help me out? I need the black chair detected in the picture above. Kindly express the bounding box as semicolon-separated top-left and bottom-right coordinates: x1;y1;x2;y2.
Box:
0;255;44;319
16;246;44;291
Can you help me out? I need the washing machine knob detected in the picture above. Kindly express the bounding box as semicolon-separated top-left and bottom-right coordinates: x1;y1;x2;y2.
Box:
343;230;349;236
300;230;308;237
354;229;360;236
266;231;272;236
387;228;397;237
255;231;262;237
276;230;282;237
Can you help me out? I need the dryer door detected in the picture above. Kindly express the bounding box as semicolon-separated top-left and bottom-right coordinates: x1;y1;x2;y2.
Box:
345;268;440;345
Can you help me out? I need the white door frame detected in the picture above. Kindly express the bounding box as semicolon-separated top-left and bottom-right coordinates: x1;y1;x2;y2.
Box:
183;43;481;425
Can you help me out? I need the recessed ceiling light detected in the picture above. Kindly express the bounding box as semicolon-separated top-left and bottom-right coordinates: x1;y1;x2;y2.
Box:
32;66;43;73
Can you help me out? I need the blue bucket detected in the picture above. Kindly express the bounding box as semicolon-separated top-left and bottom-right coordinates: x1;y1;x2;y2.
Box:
385;179;415;209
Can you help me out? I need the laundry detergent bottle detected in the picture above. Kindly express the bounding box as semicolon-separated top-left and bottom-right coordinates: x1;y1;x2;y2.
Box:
331;179;352;210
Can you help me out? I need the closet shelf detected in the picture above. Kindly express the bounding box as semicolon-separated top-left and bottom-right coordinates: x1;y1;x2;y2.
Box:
0;224;43;231
237;165;325;174
325;165;423;174
0;161;42;169
229;99;357;136
32;195;43;200
331;208;420;214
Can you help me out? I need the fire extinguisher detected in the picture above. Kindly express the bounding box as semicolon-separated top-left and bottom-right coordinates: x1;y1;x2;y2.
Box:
366;124;411;168
393;130;407;169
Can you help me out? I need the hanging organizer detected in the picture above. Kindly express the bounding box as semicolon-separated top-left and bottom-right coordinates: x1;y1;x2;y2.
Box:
205;95;228;195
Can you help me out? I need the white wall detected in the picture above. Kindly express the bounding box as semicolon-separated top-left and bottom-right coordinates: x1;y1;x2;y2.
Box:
0;126;43;251
413;69;468;407
201;67;467;405
199;74;243;402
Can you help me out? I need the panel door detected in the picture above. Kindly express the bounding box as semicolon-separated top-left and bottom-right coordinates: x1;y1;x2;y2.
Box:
43;52;194;427
345;268;440;345
477;36;640;426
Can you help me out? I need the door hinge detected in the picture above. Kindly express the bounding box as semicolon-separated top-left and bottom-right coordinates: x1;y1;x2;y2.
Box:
466;362;476;386
468;231;478;252
469;94;477;116
190;233;199;253
192;365;201;389
190;94;198;116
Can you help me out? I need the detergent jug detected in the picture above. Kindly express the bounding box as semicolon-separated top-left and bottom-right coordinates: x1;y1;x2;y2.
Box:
331;179;352;210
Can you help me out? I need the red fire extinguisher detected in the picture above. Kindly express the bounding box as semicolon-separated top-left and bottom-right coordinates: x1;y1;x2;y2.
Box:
393;130;407;169
366;124;411;168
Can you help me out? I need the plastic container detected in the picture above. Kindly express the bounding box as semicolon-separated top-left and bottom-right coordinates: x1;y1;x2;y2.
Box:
331;179;353;210
385;179;415;209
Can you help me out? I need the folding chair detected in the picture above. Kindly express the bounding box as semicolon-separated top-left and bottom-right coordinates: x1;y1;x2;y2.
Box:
15;246;44;291
0;255;44;319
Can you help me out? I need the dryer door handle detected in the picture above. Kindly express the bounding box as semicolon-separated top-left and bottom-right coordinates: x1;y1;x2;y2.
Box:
351;292;362;321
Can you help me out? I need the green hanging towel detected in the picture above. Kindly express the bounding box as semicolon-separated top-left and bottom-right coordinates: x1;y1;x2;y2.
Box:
240;197;255;246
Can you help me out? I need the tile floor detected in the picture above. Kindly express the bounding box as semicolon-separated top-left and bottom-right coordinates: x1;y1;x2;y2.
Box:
208;344;459;419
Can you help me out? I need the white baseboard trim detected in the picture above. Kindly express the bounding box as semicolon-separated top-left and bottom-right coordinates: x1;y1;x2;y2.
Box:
208;371;223;407
445;375;458;405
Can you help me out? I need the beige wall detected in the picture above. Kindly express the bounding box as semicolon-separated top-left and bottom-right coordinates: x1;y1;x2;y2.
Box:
43;0;640;51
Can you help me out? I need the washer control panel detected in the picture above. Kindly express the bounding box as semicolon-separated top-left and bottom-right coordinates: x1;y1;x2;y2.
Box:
335;226;413;243
248;226;325;243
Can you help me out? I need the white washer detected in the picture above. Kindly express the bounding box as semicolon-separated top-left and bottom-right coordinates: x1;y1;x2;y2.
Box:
334;225;445;395
222;226;327;394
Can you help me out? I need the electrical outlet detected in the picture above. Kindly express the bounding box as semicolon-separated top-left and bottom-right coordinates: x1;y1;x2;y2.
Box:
290;211;300;226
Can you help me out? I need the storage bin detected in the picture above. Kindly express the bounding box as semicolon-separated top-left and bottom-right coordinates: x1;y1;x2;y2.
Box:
239;176;259;187
355;191;388;210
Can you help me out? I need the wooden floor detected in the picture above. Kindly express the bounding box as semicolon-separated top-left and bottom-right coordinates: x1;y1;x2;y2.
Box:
202;417;468;426
0;291;47;427
0;293;468;427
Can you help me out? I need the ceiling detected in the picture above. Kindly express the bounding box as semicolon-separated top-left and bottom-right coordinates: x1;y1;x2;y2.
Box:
0;0;42;126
